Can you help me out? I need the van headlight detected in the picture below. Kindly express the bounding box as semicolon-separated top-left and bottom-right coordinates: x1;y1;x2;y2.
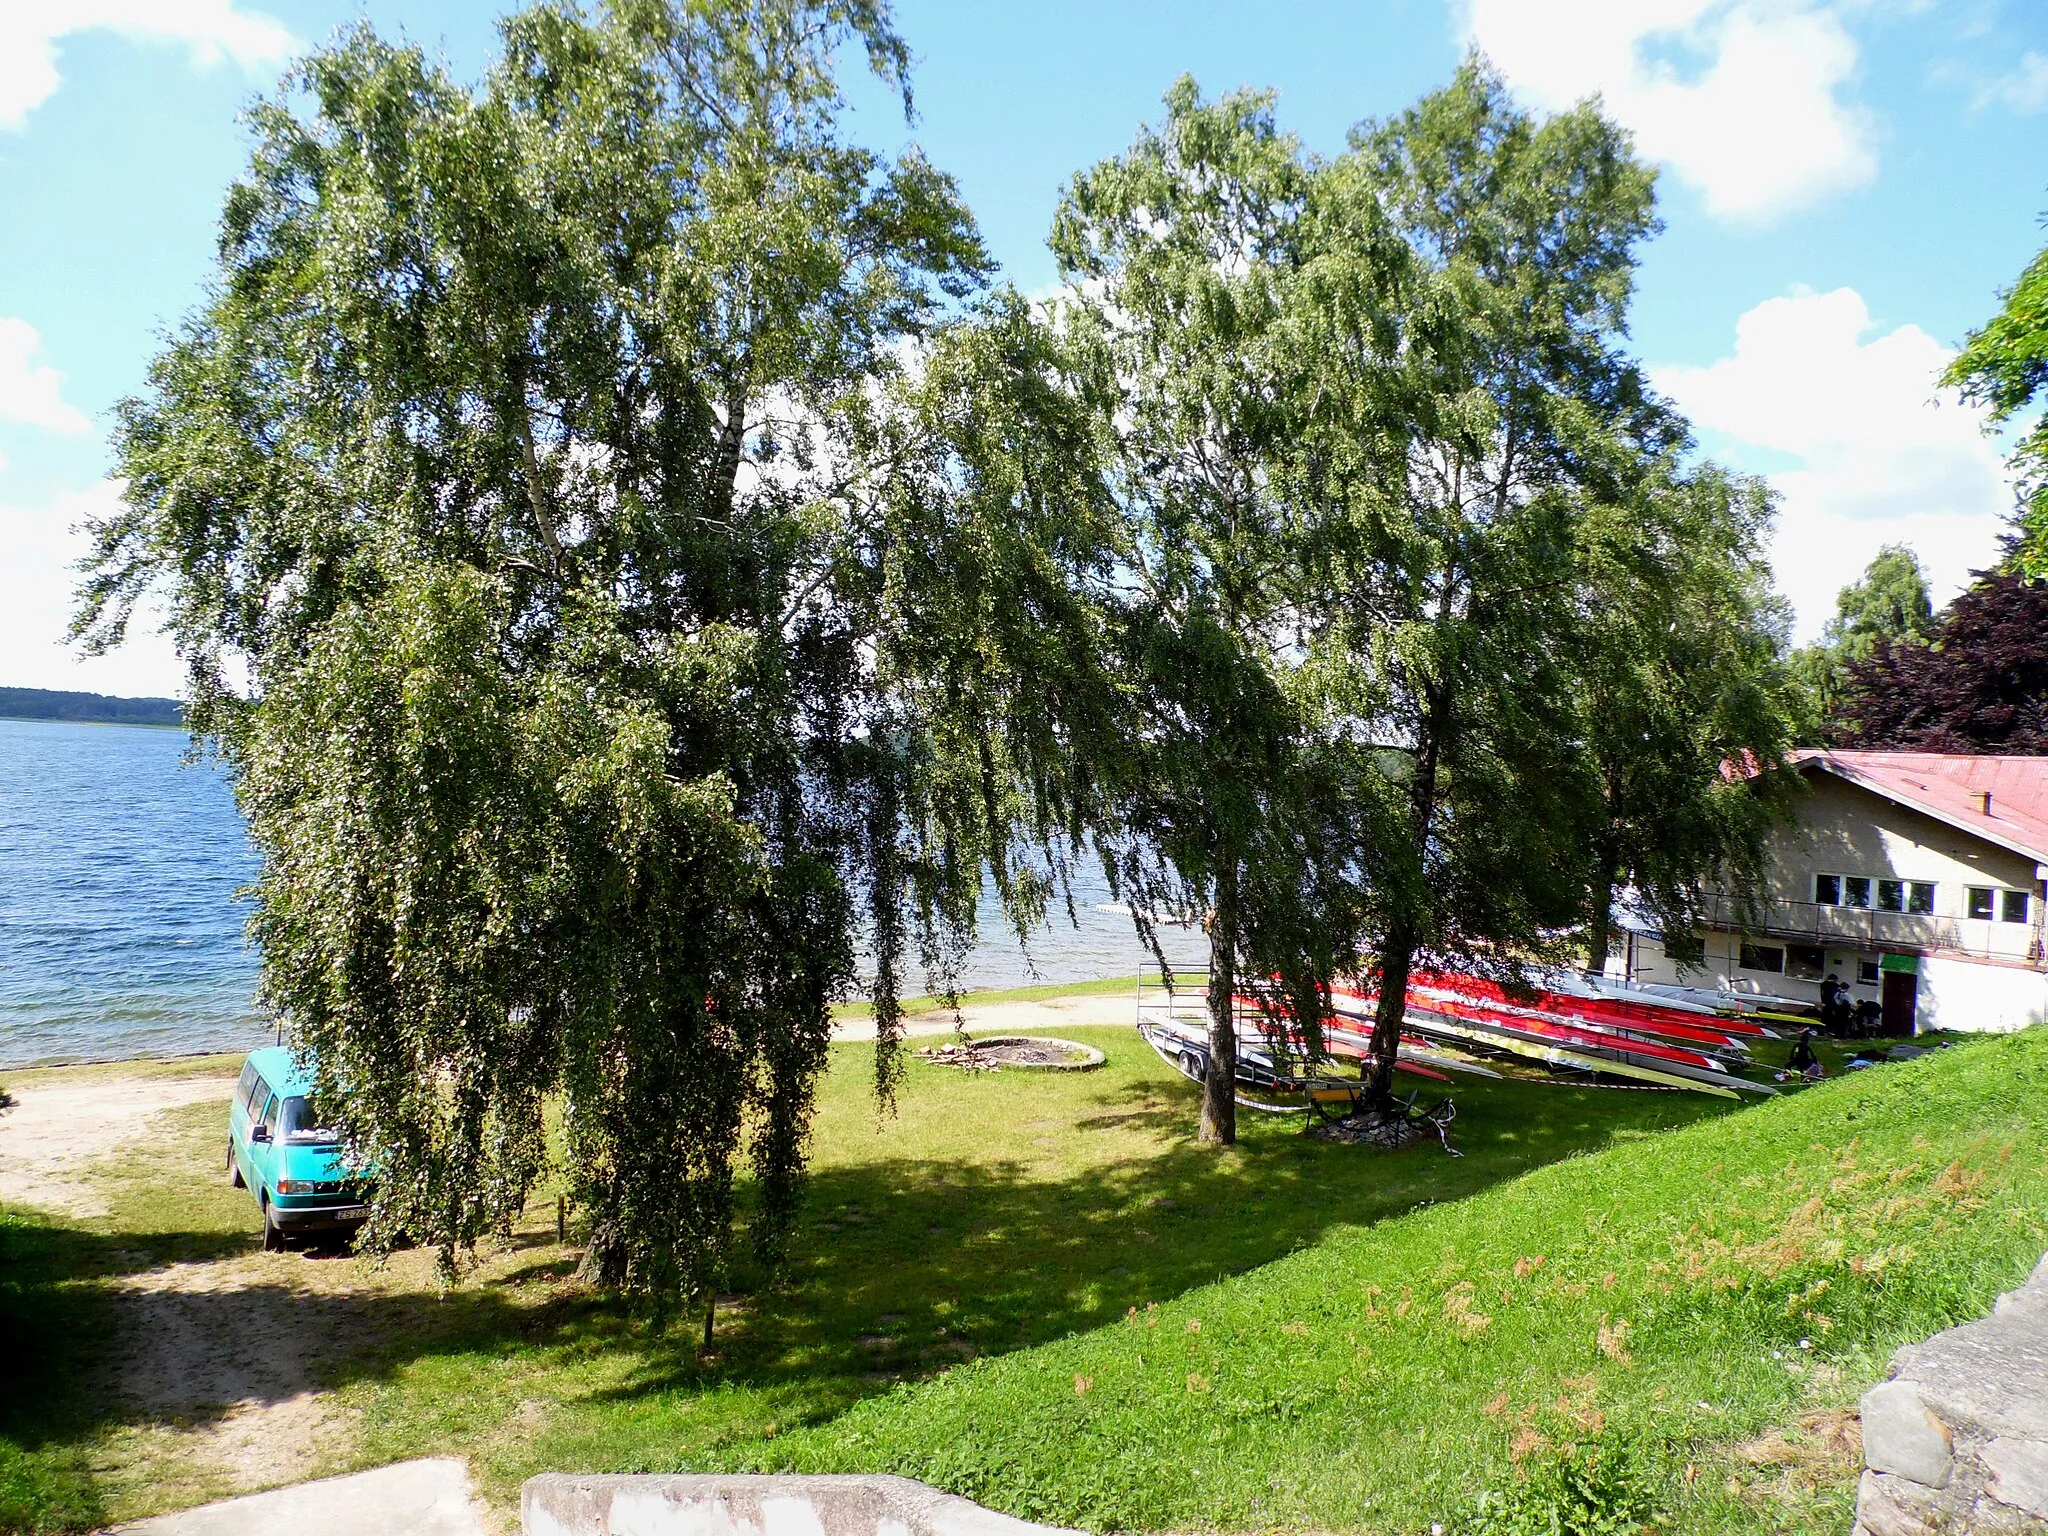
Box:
277;1179;308;1194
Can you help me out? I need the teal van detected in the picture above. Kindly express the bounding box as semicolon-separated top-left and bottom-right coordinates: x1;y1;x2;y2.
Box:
227;1046;368;1250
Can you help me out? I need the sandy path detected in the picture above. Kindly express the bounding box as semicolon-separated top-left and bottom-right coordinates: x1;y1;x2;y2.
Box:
831;990;1136;1041
0;1073;235;1216
110;1253;388;1491
0;1067;384;1493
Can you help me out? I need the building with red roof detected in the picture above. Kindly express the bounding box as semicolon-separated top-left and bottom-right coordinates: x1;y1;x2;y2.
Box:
1616;752;2048;1034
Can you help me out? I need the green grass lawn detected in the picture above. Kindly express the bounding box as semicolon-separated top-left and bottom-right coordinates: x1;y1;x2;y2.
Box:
739;1029;2048;1536
3;1022;2038;1535
0;1025;1729;1531
336;1033;1743;1510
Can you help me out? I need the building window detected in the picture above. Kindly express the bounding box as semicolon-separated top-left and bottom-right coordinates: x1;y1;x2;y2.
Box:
1878;879;1936;915
1843;876;1871;908
1663;933;1705;965
1968;886;1996;920
1857;959;1880;985
1739;942;1785;974
2004;891;2032;925
1814;874;1841;905
1787;944;1826;981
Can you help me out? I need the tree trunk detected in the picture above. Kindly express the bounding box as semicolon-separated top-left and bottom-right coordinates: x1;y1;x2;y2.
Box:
1364;708;1443;1111
1198;858;1239;1146
1365;917;1416;1111
1586;827;1621;977
712;380;748;521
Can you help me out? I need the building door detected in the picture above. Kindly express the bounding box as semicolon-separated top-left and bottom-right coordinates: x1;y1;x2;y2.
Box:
1880;966;1918;1036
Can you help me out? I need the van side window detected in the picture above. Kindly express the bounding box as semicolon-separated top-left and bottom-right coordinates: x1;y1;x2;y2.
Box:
260;1093;283;1137
236;1063;259;1113
243;1074;270;1118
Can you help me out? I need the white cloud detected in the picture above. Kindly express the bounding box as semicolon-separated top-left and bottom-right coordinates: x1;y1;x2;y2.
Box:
1653;287;2012;640
0;479;184;695
0;1;296;131
1458;0;1877;222
1974;51;2048;113
0;317;90;435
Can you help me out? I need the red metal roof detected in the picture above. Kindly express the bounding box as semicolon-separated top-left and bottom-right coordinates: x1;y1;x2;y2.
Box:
1794;750;2048;867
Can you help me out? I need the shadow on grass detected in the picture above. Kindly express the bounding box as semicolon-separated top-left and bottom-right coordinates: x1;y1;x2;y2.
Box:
0;1062;1742;1524
526;1070;1736;1433
0;1210;533;1535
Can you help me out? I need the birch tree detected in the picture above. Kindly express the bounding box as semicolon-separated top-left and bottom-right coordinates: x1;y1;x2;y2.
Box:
77;0;1113;1301
1052;81;1381;1144
1309;64;1679;1110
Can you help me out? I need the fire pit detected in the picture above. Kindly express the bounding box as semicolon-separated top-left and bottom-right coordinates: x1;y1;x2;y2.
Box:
914;1035;1105;1072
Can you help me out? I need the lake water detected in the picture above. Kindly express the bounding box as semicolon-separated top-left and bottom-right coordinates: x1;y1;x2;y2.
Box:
0;717;1199;1068
0;718;268;1068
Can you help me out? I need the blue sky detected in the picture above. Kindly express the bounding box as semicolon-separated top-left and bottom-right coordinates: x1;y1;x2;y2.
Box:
2;0;2045;695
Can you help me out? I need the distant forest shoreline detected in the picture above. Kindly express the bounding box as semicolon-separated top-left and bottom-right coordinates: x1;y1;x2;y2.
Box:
0;687;183;727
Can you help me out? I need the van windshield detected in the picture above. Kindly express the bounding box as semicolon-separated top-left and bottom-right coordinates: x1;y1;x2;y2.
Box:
279;1096;338;1144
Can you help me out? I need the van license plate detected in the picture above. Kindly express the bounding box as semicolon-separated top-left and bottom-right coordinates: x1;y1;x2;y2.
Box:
334;1205;371;1221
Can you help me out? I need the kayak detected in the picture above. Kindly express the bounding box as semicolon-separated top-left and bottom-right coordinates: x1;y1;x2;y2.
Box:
1331;985;1770;1099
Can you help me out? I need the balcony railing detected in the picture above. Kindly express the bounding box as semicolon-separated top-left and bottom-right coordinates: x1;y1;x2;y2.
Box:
1697;892;2043;965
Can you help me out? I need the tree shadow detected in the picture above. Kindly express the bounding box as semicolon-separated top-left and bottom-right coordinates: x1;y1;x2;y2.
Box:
0;1216;529;1461
554;1069;1734;1423
0;1061;1740;1517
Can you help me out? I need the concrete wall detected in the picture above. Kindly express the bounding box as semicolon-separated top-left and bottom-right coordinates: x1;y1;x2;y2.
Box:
1625;933;2048;1034
1624;928;1879;1008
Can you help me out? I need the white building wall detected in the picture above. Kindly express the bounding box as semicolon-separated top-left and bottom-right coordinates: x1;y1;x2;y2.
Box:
1620;927;1874;1006
1918;956;2048;1034
1764;774;2042;911
1614;764;2048;1032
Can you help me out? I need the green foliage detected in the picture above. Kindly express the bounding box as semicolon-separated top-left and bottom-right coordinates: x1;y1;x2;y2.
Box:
1574;465;1799;970
1296;60;1741;1091
1788;544;1938;742
74;1;1110;1303
1824;544;1939;659
1945;234;2048;577
1050;79;1378;1142
1044;60;1791;1129
1464;1434;1660;1536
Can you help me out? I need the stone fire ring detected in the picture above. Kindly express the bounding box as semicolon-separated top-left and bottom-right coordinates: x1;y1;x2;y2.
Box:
956;1035;1105;1070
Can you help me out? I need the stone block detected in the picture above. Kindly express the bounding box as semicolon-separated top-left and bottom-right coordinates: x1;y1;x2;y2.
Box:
1983;1438;2048;1521
1856;1469;1947;1536
1864;1380;1955;1489
1897;1329;2048;1445
114;1458;491;1536
522;1474;1083;1536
